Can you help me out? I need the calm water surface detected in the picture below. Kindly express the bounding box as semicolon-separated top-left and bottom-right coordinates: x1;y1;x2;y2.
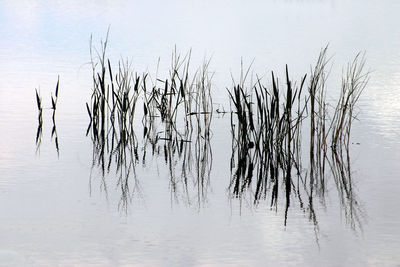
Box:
1;0;400;266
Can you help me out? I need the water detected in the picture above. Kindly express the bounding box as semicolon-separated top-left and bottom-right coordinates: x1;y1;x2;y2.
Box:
1;0;400;266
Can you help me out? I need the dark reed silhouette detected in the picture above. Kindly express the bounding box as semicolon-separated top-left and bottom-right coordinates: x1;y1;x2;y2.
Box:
86;35;213;211
227;47;367;231
35;76;60;155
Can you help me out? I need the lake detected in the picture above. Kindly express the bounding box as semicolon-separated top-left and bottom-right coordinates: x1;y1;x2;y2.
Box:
1;0;400;266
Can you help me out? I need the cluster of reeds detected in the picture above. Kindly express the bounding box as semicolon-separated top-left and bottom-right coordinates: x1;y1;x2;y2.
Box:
308;48;329;194
35;76;60;154
330;53;368;149
86;36;214;210
324;55;368;231
228;64;307;224
228;48;368;228
166;59;214;207
86;35;140;210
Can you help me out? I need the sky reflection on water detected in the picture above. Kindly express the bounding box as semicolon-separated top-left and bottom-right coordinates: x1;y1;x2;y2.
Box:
1;0;400;266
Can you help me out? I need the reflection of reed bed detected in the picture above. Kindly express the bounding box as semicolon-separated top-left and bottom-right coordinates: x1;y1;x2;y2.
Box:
88;104;213;211
228;47;368;230
329;143;365;231
160;127;212;208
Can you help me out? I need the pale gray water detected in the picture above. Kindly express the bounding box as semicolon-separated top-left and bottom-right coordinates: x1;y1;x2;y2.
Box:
1;0;400;266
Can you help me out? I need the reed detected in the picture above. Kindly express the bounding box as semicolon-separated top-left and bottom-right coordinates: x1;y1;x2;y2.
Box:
35;88;42;114
51;76;60;123
35;88;43;152
34;76;60;154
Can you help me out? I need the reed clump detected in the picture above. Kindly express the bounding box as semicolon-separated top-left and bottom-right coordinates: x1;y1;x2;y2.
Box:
330;53;368;149
228;64;307;224
227;47;368;227
86;35;214;210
